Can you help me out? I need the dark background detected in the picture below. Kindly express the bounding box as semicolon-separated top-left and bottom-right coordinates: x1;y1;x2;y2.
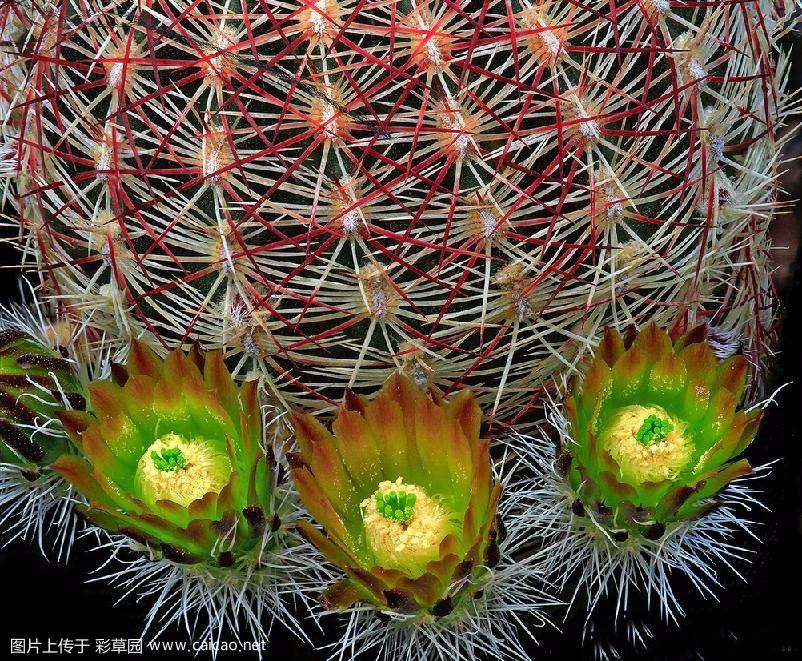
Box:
1;41;801;661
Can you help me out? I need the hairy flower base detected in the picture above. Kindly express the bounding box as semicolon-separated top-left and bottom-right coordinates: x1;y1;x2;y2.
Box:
0;464;81;560
90;521;312;650
288;375;563;658
46;337;324;645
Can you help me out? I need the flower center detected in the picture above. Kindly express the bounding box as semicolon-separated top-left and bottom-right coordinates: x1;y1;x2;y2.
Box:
635;414;673;444
599;405;693;484
374;488;416;523
361;477;450;573
150;447;186;471
135;433;232;508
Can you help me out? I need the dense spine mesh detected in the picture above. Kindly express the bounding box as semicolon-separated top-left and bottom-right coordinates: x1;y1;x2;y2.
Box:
7;0;798;417
0;1;39;203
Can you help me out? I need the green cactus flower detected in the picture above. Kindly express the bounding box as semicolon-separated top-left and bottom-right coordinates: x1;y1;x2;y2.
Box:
290;373;502;616
52;341;276;566
561;323;761;540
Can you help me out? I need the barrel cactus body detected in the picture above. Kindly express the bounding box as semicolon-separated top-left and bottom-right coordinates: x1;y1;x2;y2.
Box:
11;0;797;419
0;0;38;198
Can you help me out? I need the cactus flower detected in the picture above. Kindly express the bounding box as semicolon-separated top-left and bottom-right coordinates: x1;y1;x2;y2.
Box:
52;341;275;566
519;322;768;632
290;373;501;616
561;322;761;539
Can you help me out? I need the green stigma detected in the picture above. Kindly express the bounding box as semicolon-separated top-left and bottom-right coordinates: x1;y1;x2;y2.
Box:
374;489;416;524
635;414;674;444
151;447;187;472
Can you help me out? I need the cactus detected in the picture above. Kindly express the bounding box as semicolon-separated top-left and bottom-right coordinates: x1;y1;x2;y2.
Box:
4;0;796;421
562;323;760;538
0;1;32;201
0;1;798;655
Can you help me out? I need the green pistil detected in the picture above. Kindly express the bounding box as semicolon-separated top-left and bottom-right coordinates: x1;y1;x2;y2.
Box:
151;447;186;472
375;489;416;523
636;415;673;444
